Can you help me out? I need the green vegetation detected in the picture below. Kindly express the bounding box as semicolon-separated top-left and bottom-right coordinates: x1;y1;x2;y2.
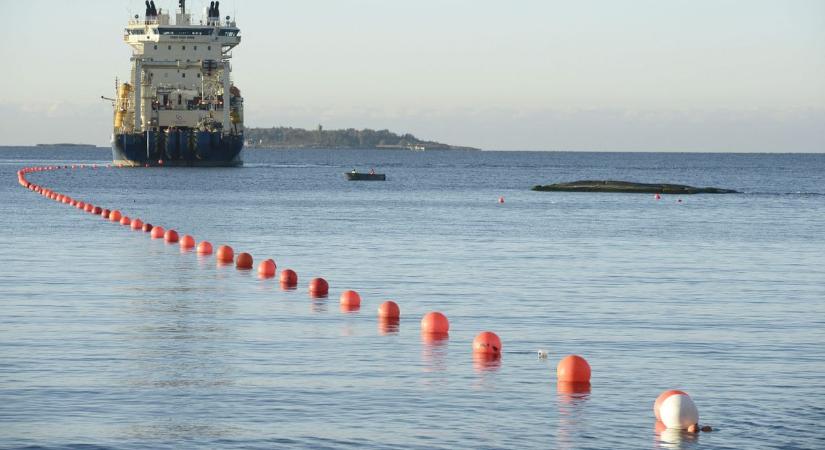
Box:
244;126;479;151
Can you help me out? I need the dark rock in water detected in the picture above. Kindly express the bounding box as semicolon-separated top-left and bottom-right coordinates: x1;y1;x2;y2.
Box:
531;180;738;194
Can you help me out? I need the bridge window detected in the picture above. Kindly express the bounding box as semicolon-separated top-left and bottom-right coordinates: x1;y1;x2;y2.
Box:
158;27;213;36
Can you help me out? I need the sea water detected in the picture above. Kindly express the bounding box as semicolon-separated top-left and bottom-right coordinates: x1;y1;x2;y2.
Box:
1;147;823;449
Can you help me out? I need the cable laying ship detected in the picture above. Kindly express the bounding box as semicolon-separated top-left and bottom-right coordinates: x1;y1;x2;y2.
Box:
112;0;244;166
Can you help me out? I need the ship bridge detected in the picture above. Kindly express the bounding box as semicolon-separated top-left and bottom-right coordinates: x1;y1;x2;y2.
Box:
124;0;241;54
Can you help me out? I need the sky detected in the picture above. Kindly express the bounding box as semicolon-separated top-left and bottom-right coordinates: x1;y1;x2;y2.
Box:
0;0;823;151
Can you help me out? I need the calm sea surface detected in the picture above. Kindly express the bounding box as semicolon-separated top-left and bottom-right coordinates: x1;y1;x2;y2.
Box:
1;147;824;449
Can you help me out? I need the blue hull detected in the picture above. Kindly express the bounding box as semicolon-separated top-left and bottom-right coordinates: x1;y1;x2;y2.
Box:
112;131;244;167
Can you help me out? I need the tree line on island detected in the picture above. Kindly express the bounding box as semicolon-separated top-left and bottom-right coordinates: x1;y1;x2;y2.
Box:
244;126;479;151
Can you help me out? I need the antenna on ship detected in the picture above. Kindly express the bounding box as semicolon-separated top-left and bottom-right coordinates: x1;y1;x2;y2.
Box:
179;0;186;14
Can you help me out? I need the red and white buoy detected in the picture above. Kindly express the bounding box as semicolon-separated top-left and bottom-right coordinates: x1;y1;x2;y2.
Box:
654;390;699;430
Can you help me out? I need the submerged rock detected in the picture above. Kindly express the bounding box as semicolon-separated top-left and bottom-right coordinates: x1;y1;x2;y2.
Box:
531;180;738;194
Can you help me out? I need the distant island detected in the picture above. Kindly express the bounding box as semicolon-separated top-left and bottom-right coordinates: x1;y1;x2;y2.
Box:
36;143;98;148
244;126;480;151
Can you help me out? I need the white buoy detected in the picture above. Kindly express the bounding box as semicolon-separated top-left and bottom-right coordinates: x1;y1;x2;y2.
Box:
537;349;548;359
660;393;699;430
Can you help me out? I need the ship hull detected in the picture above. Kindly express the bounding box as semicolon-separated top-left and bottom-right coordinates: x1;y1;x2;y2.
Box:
112;131;244;167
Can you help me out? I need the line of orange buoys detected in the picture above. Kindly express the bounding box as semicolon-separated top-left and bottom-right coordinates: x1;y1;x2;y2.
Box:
16;164;712;433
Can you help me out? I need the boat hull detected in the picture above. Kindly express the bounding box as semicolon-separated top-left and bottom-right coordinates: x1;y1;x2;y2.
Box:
112;131;244;167
345;172;386;181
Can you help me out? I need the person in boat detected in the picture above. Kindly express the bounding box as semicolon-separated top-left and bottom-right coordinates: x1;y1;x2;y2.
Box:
351;168;357;174
369;168;375;175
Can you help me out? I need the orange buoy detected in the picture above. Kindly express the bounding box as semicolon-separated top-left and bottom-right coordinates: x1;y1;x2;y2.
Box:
236;252;253;270
339;290;361;307
308;277;329;296
150;226;165;239
197;241;213;255
92;206;102;215
164;229;179;243
62;197;72;204
131;218;144;230
340;303;360;313
556;355;591;383
109;210;122;222
377;301;400;319
101;208;111;219
653;390;688;422
472;331;502;355
216;245;234;263
655;193;662;200
142;223;153;232
257;259;276;278
279;269;298;286
498;196;505;204
179;235;195;249
76;201;85;209
84;204;94;212
421;311;449;334
120;216;131;226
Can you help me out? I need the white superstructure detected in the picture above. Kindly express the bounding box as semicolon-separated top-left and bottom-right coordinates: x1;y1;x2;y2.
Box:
115;0;243;136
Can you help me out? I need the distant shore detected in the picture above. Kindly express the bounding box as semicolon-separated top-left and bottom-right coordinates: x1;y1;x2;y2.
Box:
35;143;99;148
244;126;480;151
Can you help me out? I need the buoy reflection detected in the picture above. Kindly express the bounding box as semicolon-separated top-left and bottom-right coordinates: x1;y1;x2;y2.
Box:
310;298;327;313
378;317;399;335
556;382;591;403
556;382;591;450
655;421;699;449
472;352;501;372
421;332;448;372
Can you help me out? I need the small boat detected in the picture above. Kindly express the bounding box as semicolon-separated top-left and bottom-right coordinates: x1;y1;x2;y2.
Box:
345;171;386;181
